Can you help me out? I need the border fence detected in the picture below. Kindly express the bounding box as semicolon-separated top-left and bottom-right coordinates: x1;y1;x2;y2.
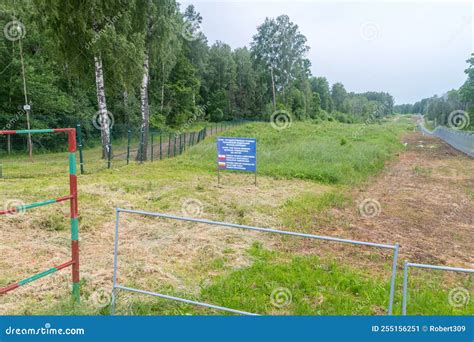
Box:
401;261;474;315
0;121;245;177
75;121;243;174
0;128;80;302
417;119;474;157
111;208;400;315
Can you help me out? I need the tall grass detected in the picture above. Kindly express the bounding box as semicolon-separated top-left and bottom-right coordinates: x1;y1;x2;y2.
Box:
180;118;412;184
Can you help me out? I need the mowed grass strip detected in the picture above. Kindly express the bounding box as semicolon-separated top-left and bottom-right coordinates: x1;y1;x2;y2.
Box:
70;244;473;316
8;117;470;316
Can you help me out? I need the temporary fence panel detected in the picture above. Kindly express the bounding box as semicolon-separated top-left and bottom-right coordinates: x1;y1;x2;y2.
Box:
0;128;80;302
401;261;474;315
111;208;400;315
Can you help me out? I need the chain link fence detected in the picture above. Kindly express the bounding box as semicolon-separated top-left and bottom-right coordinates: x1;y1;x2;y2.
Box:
0;121;243;178
75;121;242;174
148;122;232;162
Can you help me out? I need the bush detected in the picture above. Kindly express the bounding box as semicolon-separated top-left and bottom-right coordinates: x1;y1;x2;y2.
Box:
150;112;167;131
294;108;306;120
317;110;329;121
467;105;474;131
210;108;224;122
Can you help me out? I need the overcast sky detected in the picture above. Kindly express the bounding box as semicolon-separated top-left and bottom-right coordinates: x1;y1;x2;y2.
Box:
178;0;473;104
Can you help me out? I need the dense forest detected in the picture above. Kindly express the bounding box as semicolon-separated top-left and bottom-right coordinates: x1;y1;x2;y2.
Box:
0;1;396;155
394;54;474;130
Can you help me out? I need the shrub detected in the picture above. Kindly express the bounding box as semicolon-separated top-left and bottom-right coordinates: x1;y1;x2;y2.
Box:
210;108;224;122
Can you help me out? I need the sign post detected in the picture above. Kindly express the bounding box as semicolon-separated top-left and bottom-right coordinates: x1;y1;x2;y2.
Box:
217;137;257;186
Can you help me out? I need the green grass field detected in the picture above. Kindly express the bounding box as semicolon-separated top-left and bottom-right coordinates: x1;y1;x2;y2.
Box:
1;117;472;316
180;119;411;184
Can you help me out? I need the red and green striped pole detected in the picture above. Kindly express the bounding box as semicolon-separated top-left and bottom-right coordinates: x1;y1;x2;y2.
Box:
0;260;74;294
66;128;80;302
0;128;80;303
0;194;73;215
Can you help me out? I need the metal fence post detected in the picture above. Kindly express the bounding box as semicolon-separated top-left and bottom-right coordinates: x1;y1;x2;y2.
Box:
76;123;84;175
126;129;131;165
173;135;177;156
68;129;80;303
151;133;154;162
388;244;399;315
402;260;409;315
159;134;162;160
400;262;474;315
168;134;171;158
111;208;120;315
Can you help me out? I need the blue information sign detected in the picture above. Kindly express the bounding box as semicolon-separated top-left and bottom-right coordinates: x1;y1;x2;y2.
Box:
217;137;257;172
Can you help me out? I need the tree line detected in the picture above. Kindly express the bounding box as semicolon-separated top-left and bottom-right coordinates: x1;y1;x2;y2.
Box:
1;1;395;156
394;54;474;130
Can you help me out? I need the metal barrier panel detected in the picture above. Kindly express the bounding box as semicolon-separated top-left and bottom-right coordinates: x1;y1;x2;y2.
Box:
418;122;474;157
0;128;80;303
401;261;474;315
112;208;400;315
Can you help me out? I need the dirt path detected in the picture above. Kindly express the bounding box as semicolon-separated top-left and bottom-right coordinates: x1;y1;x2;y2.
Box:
328;132;473;268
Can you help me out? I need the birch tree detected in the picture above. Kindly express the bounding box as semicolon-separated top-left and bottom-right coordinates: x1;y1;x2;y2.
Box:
136;0;179;161
135;0;153;162
250;15;309;108
34;0;143;158
93;53;109;157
